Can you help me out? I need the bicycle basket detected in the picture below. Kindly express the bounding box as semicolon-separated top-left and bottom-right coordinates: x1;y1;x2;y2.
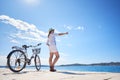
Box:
32;48;41;54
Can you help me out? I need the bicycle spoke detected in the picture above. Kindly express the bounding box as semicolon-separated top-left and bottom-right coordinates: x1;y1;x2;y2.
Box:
7;50;26;72
7;43;41;72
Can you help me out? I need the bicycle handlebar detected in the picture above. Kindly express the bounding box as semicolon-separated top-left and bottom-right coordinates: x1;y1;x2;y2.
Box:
22;43;42;49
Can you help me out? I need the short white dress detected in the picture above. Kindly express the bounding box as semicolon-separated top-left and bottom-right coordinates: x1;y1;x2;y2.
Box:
47;33;58;52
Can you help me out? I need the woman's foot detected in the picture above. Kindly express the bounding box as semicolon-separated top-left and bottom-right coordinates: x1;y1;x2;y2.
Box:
50;66;56;72
50;69;56;72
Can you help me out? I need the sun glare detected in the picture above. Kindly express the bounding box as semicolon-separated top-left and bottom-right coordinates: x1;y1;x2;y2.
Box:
22;0;40;6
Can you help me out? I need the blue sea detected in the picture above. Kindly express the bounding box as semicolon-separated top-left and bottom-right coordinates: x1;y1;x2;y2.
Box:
1;65;120;73
33;65;120;73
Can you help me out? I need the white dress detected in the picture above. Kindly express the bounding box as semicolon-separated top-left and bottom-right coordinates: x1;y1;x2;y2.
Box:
47;33;58;52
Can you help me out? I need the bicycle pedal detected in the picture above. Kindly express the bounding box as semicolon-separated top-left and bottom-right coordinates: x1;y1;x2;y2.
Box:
28;62;31;65
28;60;31;65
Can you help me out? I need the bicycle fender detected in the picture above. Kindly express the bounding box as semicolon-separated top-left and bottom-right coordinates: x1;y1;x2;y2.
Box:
7;50;24;59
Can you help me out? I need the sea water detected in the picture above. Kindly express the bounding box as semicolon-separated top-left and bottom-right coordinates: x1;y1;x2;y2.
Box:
1;65;120;73
40;65;120;73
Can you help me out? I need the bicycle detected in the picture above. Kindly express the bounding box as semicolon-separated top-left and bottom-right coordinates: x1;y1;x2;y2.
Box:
7;43;42;72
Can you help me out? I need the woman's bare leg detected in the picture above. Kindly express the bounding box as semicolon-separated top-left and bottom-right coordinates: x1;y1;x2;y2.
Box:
52;52;60;67
49;52;53;67
49;52;59;71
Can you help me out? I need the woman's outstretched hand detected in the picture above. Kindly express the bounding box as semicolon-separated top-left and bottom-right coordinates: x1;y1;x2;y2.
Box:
58;32;68;36
66;32;68;34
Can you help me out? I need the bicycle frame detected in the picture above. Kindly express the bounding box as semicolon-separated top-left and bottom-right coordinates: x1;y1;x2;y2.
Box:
7;43;42;72
11;43;41;64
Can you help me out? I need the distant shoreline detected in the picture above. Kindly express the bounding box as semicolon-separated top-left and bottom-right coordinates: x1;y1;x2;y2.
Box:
60;62;120;66
1;62;120;67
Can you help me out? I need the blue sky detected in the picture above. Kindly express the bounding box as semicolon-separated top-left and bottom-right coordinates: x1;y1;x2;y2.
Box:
0;0;120;65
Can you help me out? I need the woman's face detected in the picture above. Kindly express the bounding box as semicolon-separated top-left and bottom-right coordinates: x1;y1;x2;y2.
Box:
51;30;54;34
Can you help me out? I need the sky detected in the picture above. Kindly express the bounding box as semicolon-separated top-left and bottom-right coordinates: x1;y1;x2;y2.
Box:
0;0;120;66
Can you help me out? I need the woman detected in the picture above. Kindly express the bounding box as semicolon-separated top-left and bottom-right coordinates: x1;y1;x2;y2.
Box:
46;28;68;72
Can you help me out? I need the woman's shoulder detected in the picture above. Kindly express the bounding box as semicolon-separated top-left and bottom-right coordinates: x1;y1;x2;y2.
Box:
54;33;59;36
49;33;58;37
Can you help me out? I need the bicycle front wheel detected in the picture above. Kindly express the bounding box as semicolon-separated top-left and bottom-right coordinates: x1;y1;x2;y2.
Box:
34;55;41;71
7;50;26;72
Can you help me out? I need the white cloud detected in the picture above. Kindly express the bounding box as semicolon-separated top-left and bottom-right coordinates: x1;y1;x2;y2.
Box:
64;25;85;31
64;25;73;30
75;26;84;31
0;15;47;44
10;39;20;44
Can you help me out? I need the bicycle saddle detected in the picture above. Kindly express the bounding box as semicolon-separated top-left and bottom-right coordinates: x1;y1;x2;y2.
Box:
22;45;28;49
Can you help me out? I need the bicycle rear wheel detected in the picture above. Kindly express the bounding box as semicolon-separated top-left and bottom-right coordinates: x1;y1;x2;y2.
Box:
7;50;26;72
34;55;41;71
